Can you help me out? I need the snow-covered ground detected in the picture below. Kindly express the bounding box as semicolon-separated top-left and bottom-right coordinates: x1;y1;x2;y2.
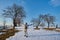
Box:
6;26;60;40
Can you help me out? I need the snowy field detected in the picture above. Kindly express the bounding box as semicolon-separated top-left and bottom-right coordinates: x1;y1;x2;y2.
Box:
6;26;60;40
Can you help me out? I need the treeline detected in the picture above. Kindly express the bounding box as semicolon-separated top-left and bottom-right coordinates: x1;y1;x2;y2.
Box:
1;3;57;29
31;14;56;28
2;4;26;29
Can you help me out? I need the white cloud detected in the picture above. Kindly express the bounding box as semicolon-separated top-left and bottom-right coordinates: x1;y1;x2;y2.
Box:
49;0;60;7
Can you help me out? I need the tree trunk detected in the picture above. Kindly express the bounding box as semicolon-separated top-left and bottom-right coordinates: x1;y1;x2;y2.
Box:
13;19;17;29
48;22;50;28
36;26;38;29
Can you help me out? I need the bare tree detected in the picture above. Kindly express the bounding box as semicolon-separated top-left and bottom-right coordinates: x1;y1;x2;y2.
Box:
3;18;6;29
39;14;45;26
31;14;45;29
2;4;26;28
31;18;40;29
31;14;55;28
43;14;55;28
39;22;45;27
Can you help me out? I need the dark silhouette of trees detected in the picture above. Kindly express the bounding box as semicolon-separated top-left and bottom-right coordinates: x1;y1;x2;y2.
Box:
2;4;26;28
31;14;55;28
3;17;6;29
40;22;45;27
31;18;40;29
39;14;45;27
31;14;44;29
56;24;58;28
43;14;55;28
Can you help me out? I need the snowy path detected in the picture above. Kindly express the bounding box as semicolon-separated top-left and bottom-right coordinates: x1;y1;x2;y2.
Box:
6;27;60;40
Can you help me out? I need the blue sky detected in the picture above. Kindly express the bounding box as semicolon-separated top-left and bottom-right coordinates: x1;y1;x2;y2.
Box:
0;0;60;26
